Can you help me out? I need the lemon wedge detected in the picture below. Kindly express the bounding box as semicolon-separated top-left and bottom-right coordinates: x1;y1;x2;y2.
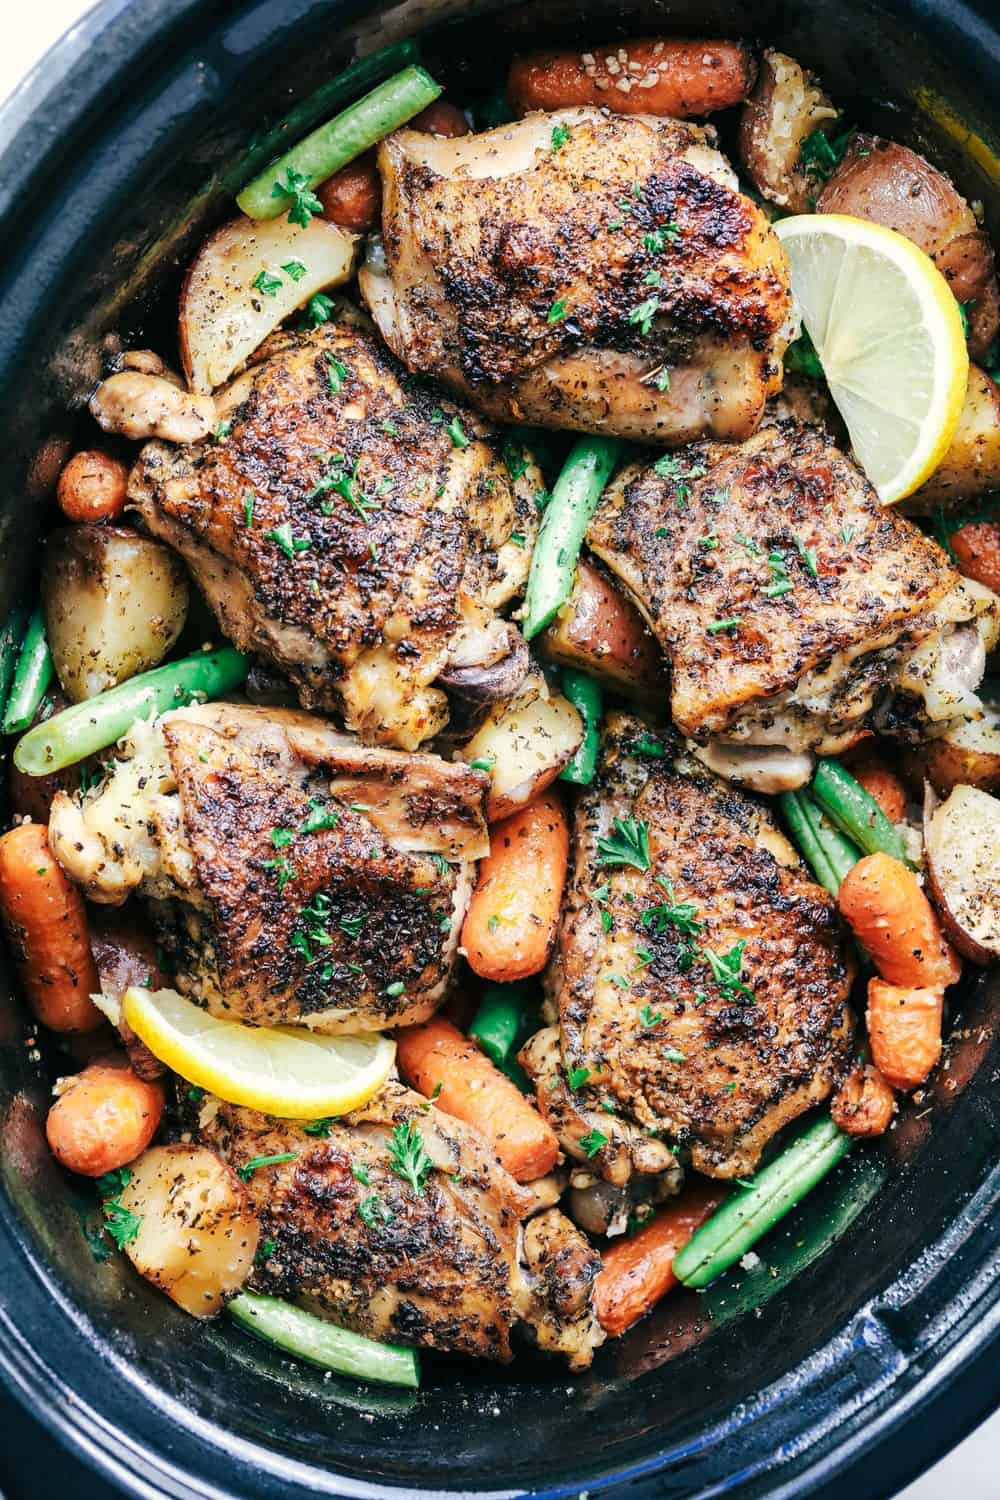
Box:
775;214;969;504
122;987;395;1118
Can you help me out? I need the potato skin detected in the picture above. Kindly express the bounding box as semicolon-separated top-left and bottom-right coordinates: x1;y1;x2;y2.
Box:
906;368;1000;512
737;49;838;212
925;784;1000;965
318;154;382;233
951;521;1000;594
903;711;1000;796
459;671;583;821
539;559;665;699
818;136;1000;359
118;1143;259;1317
42;525;188;702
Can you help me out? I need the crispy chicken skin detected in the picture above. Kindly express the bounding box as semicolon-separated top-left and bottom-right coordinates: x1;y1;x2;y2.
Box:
49;703;489;1032
196;1079;604;1366
128;323;540;750
588;420;958;779
551;714;855;1179
362;108;792;443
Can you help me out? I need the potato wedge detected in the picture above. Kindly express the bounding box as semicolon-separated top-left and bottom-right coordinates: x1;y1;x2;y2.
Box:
118;1143;259;1316
905;367;1000;512
42;526;188;702
737;49;838;213
924;784;1000;965
914;710;1000;796
458;670;583;821
180;213;359;393
539;559;666;700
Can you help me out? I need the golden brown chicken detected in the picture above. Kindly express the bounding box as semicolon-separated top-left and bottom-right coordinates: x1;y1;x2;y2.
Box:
49;703;489;1032
361;107;793;443
128;321;541;750
196;1078;604;1367
587;419;999;790
545;714;856;1180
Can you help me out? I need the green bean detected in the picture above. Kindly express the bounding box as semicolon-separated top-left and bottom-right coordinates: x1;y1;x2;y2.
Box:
780;789;861;896
673;1116;853;1289
237;65;442;221
812;759;910;866
228;1291;419;1388
224;39;420;195
522;438;622;640
13;646;248;776
0;605;28;726
468;981;532;1066
559;669;603;785
1;607;54;736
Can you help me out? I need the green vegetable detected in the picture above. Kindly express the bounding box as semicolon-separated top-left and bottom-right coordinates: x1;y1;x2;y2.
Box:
468;981;531;1067
228;1291;420;1388
522;437;622;639
559;669;602;785
812;759;910;866
386;1119;433;1195
0;604;28;726
13;646;248;776
237;65;442;221
780;789;862;896
1;606;54;736
237;1152;298;1182
673;1115;854;1288
224;39;421;195
596;815;650;872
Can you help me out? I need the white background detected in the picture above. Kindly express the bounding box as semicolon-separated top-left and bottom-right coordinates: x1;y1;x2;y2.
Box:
1;4;996;1497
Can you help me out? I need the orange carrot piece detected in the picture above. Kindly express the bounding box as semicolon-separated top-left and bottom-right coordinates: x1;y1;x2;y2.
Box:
461;792;569;981
396;1016;559;1182
0;824;103;1032
46;1056;165;1177
842;745;908;824
838;852;961;989
594;1179;725;1335
508;39;756;120
56;450;129;523
866;979;944;1091
317;154;382;233
409;99;469;137
951;521;1000;595
830;1062;896;1137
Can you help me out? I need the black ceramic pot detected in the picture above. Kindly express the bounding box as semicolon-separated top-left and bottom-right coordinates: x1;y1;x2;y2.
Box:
0;2;999;1496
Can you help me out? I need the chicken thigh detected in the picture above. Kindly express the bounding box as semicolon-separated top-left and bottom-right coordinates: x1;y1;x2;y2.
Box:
361;107;793;443
588;419;998;790
196;1079;604;1367
548;713;855;1179
49;703;489;1032
128;322;541;750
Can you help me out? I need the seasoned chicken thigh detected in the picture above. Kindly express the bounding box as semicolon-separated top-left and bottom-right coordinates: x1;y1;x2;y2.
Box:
196;1079;604;1367
587;419;996;790
548;714;856;1179
49;703;489;1032
128;322;541;750
362;108;793;443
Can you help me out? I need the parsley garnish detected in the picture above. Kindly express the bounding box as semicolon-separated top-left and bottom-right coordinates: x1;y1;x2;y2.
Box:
387;1119;433;1195
641;877;704;937
282;258;307;281
272;166;323;227
255;1238;277;1263
302;1118;332;1136
253;269;284;298
301;798;339;833
796;537;819;577
271;827;294;848
707;616;742;635
237;1153;298;1181
102;1200;143;1250
324;352;348;392
578;1128;608;1159
384;980;406;998
628;294;660;336
567;1067;591;1091
265;521;311;559
800;125;853;182
551;123;571;152
358;1193;393;1228
597;815;650;871
339;913;365;940
243;491;255;527
211;419;233;444
446;416;470;448
632;734;666;758
351;1162;371;1184
703;939;754;1000
305;293;334;327
263;855;296;892
310;453;380;523
653;453;707;507
644;224;681;252
639;1004;664;1028
664;1047;685;1064
548;298;569;324
784;326;825;380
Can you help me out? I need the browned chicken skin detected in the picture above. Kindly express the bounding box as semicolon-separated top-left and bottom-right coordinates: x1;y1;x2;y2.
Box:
362;108;792;443
128;322;540;750
551;714;855;1179
49;703;489;1032
196;1079;604;1366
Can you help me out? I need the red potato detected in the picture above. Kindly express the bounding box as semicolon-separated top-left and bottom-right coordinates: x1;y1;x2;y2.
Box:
461;792;570;980
951;520;1000;595
830;1063;895;1137
409;100;469;137
88;905;169;1078
866;979;944;1091
317;154;382;233
737;48;838;213
924;784;1000;965
508;38;756;119
0;824;104;1033
539;558;666;699
46;1055;165;1177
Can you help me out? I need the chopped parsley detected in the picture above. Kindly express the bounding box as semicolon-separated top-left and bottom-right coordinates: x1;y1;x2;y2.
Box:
301;798;339;833
272;165;323;227
384;980;406;998
242;491;255;527
304;293;334;327
653;453;707;506
387;1119;433;1195
764;550;793;598
446;416;470;448
265;521;312;560
211;418;233;444
664;1047;685;1064
339;913;366;940
632;734;666;758
628;294;660;336
469;757;495;771
578;1128;608;1159
596;815;650;872
707;616;742;635
703;938;754;1001
237;1152;298;1181
567;1067;591;1091
644;224;681;252
263;855;296;892
799;125;853;182
252;269;284;298
796;537;819;577
639;1004;664;1028
302;1118;332;1136
784;327;824;380
324;353;348;392
310;453;380;523
641;877;703;937
548;297;569;324
255;1238;277;1263
358;1193;393;1228
281;258;307;281
351;1162;371;1184
551;123;571;152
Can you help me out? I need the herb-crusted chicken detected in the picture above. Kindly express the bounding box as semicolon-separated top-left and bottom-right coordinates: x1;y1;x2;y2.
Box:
361;107;792;443
548;714;856;1179
49;703;489;1032
196;1079;605;1367
128;322;541;750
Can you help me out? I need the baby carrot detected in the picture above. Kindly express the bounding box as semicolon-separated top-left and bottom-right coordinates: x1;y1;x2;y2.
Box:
838;852;961;989
841;745;908;825
46;1056;165;1177
830;1062;896;1137
396;1016;559;1182
866;979;944;1091
461;792;569;981
594;1179;725;1335
508;39;756;119
0;823;103;1032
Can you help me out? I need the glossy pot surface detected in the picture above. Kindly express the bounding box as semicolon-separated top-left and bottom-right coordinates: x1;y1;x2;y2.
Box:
0;2;998;1496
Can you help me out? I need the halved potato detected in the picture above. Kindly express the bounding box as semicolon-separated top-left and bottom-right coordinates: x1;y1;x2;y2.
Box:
42;526;189;702
917;711;1000;795
905;367;1000;512
737;49;838;213
458;669;583;821
539;559;666;700
180;213;359;392
118;1143;259;1316
924;784;1000;965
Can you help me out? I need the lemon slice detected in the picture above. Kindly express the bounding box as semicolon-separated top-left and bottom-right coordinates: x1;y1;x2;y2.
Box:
122;987;395;1118
775;214;969;504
